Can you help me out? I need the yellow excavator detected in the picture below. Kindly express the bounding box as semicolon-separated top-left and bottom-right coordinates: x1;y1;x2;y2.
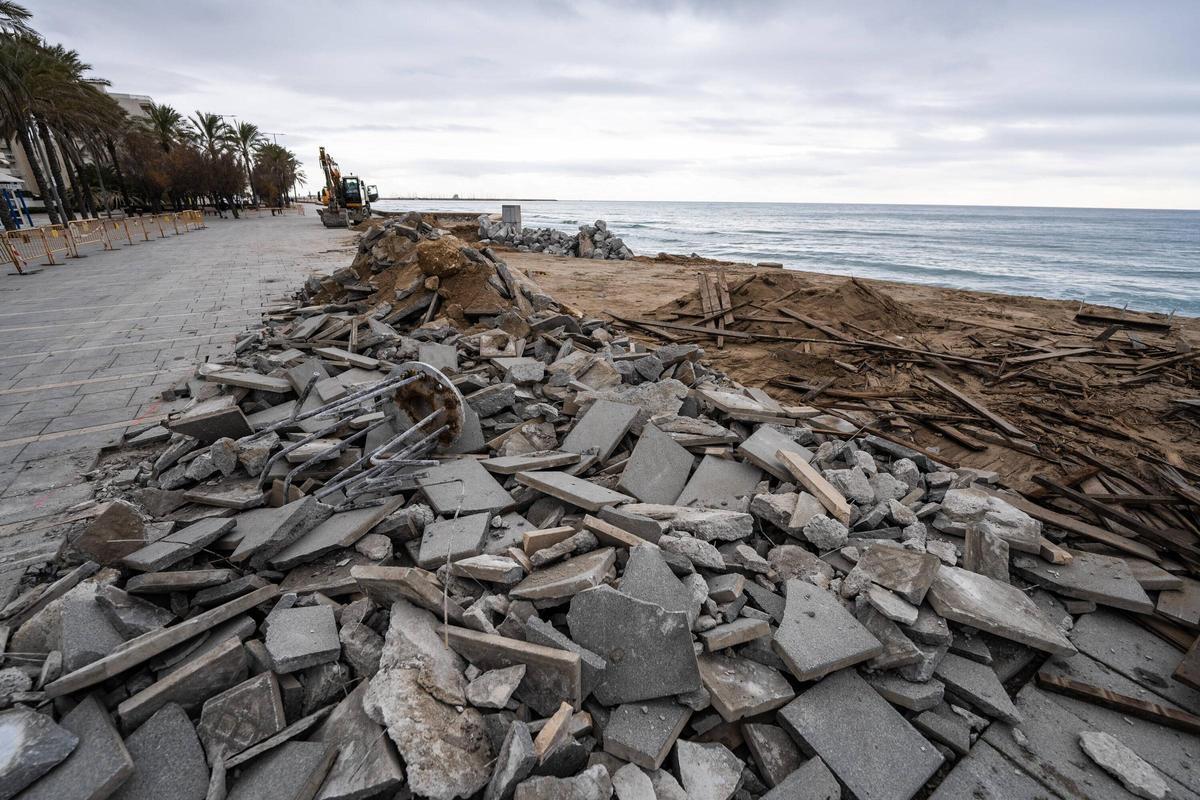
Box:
317;146;378;228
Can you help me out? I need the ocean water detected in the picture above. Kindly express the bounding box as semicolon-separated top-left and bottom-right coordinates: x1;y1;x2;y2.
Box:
374;200;1200;317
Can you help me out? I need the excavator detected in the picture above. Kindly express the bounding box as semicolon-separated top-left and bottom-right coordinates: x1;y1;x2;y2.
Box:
317;146;378;228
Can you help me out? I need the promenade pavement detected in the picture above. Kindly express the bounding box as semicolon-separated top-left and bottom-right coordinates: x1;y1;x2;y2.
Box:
0;210;352;598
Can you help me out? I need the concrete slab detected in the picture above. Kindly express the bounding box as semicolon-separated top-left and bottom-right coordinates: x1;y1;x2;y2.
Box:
419;458;515;515
617;424;693;505
772;579;881;682
847;543;941;605
567;584;700;704
265;605;340;673
417;512;491;569
562;399;638;462
602;698;691;770
309;681;404;800
225;741;336;800
18;695;134;800
515;470;633;512
927;740;1056;800
0;708;79;798
618;545;696;621
697;653;794;722
1012;550;1154;614
742;723;804;789
117;636;248;732
674;455;761;511
523;617;606;701
228;497;332;568
439;625;580;716
270;497;403;570
736;425;813;482
120;517;235;572
111;703;208;800
934;652;1020;723
865;672;945;712
510;547;615;602
778;669;943;800
196;672;286;760
761;756;840;800
926;565;1076;657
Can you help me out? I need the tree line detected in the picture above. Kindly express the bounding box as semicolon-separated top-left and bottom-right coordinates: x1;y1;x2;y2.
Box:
0;2;304;230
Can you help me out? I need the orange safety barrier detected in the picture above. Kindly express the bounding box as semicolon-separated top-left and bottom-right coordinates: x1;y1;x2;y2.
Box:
42;224;78;260
0;237;24;274
129;215;153;241
67;218;113;253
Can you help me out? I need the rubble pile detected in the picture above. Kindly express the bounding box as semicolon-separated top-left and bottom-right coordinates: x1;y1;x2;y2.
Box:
478;216;634;260
0;215;1196;800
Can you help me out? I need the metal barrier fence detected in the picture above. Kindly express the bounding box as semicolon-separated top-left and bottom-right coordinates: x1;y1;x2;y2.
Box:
67;218;113;253
0;209;230;274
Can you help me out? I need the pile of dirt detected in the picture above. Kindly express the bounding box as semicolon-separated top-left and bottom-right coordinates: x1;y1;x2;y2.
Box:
794;277;928;332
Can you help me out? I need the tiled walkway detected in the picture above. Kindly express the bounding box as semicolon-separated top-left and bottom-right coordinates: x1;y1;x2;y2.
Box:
0;211;352;597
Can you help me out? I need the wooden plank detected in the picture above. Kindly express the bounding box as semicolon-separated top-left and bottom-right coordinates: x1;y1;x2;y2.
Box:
608;314;755;340
716;270;735;347
1073;310;1172;332
925;374;1025;438
1006;347;1094;366
1035;671;1200;735
778;307;860;343
44;584;279;698
522;526;578;556
776;449;852;526
581;515;654;549
996;493;1159;562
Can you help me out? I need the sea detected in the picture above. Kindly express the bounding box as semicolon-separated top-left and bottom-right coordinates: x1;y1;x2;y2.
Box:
374;200;1200;317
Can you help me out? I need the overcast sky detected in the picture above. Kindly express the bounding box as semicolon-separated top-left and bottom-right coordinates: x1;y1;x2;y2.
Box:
30;0;1200;208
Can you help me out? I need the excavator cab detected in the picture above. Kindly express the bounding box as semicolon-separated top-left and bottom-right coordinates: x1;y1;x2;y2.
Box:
317;146;375;228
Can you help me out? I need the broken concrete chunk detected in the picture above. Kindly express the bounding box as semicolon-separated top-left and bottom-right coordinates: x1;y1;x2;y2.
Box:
110;703;208;800
225;741;337;800
761;756;840;800
17;695;134;800
270;497;403;570
1078;731;1169;800
523;617;607;702
510;547;616;602
196;672;286;761
674;739;743;800
742;723;803;789
309;681;404;800
121;517;235;572
927;565;1076;657
229;496;333;567
563;398;639;462
935;488;1040;553
866;672;945;712
933;652;1021;724
61;591;126;672
0;707;79;799
440;626;581;716
778;669;942;800
169;395;252;444
420;459;516;516
697;653;794;722
602;698;691;770
843;543;941;605
1011;549;1154;614
95;585;174;638
512;764;612;800
486;721;537;800
567;585;700;705
617;424;693;505
418;512;491;569
618;545;697;622
772;579;881;682
622;504;751;542
515;470;632;512
467;665;527;709
265;605;340;673
675;455;761;511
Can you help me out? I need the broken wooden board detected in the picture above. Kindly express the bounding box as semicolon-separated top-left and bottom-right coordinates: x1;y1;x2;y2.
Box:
776;449;852;525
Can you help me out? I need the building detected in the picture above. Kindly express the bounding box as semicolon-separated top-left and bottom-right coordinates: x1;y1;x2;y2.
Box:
1;86;154;198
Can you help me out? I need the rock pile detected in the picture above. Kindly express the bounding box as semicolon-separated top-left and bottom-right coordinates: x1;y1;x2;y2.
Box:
0;214;1186;800
478;216;634;260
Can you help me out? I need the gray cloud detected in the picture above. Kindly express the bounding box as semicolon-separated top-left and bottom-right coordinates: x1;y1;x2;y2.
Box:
26;0;1200;207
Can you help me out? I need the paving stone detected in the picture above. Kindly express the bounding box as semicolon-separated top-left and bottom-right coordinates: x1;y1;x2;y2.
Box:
516;470;632;512
858;605;924;671
510;547;615;602
674;455;761;511
618;545;695;621
761;756;840;800
196;672;286;761
927;740;1060;800
1156;576;1200;628
865;672;945;712
567;584;700;704
602;698;691;770
120;517;235;572
0;707;79;799
866;583;919;625
18;694;134;800
419;458;516;515
845;543;941;605
418;342;459;372
736;425;813;482
617;424;693;504
95;585;173;638
598;504;669;543
309;681;405;800
182;480;265;510
562;399;638;462
697;653;794;722
270;497;404;570
226;741;337;800
417;512;491;569
110;703;208;800
265;605;340;673
674;739;743;800
125;569;234;594
481;451;580;474
778;668;943;800
117;636;249;732
61;591;127;672
523;617;607;701
485;720;536;800
1012;550;1154;614
228;496;333;567
926;565;1076;657
772;579;881;682
742;723;803;789
439;626;581;716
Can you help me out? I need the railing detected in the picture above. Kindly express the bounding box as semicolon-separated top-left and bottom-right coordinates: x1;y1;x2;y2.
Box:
67;218;113;253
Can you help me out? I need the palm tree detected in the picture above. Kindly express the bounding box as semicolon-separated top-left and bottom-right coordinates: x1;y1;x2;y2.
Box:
142;102;185;152
0;36;66;223
188;111;229;159
0;1;32;37
225;121;263;201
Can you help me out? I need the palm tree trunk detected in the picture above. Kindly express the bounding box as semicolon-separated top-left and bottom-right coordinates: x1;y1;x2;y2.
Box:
18;123;60;224
36;119;74;222
105;137;129;208
1;194;16;232
61;140;96;219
